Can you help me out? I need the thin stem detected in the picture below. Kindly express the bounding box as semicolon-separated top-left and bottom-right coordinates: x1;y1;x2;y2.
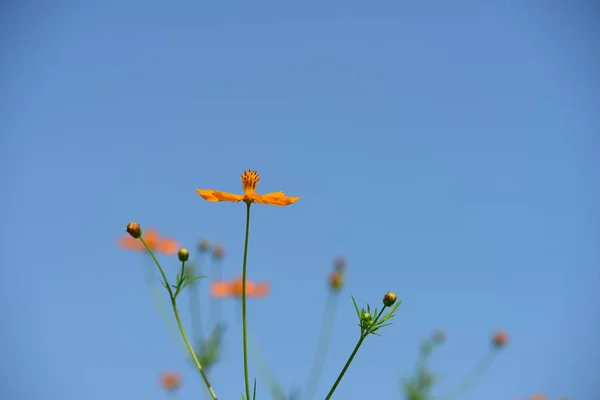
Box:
171;296;219;400
324;335;366;400
143;255;188;355
140;238;218;400
241;202;252;400
304;291;339;400
434;349;497;400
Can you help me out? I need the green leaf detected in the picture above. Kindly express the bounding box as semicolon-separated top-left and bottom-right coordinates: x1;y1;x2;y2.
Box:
351;296;361;319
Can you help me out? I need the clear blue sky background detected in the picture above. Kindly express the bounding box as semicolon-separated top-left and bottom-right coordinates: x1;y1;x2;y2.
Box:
1;1;598;399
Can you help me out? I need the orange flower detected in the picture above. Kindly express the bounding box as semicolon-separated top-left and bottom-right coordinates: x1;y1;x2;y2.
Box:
328;271;344;290
118;228;179;255
210;276;270;298
159;371;182;391
528;394;548;400
492;329;509;348
196;170;300;206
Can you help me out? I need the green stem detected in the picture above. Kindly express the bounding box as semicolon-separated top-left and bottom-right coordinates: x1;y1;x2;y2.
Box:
434;350;497;400
171;296;219;400
241;202;252;400
324;335;366;400
304;291;339;400
140;238;218;400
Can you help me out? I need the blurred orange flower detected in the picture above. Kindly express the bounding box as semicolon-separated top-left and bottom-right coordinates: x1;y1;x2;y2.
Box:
492;329;509;348
196;170;300;206
118;228;179;255
211;276;270;298
528;394;548;400
328;271;344;290
159;370;182;392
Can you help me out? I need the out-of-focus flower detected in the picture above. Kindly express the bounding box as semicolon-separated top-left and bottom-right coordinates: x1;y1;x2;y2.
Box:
433;329;446;344
492;329;509;348
526;394;548;400
210;276;270;298
198;238;211;252
118;228;179;255
212;244;225;259
159;371;182;392
328;271;344;291
196;170;300;206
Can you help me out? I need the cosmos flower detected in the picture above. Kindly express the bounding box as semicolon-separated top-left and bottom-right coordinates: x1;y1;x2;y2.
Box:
196;170;300;206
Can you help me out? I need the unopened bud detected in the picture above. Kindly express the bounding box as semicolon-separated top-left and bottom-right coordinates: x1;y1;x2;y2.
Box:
212;245;225;259
383;291;397;307
492;329;509;348
433;329;446;344
126;222;142;238
361;311;371;322
178;248;189;262
198;239;210;252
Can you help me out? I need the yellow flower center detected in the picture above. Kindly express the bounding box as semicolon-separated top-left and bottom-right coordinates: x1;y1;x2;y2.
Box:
241;170;260;194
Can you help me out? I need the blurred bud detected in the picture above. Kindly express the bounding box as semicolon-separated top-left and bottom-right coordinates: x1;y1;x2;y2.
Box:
212;244;225;259
492;329;509;348
178;248;189;262
198;239;211;252
361;311;372;322
328;272;344;291
126;222;141;238
382;291;397;307
159;371;182;392
433;329;446;344
333;256;346;272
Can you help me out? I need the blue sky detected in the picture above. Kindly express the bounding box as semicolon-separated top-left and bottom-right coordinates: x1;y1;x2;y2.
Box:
1;1;598;399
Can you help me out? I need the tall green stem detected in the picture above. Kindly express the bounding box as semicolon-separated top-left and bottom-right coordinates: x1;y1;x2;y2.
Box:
171;296;219;400
304;291;339;400
140;237;218;400
241;202;252;400
324;335;366;400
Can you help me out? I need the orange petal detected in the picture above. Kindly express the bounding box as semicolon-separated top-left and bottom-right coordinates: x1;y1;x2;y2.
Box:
261;191;300;206
253;282;270;297
118;236;145;250
212;191;244;202
158;238;180;255
210;281;232;297
196;189;220;202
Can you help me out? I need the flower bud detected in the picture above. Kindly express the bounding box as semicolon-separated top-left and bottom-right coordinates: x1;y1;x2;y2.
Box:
212;244;225;259
492;329;509;348
433;329;446;344
126;222;142;238
198;239;210;252
361;311;371;321
382;291;397;307
178;248;189;262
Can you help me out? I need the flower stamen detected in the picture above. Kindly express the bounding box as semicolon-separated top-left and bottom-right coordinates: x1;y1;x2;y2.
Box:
241;170;260;194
